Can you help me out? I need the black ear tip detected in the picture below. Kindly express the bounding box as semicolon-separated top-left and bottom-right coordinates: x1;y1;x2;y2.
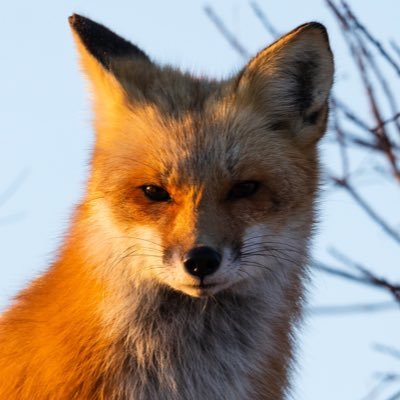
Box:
303;22;327;32
68;13;151;69
68;13;85;29
68;14;76;26
68;14;100;34
299;21;329;42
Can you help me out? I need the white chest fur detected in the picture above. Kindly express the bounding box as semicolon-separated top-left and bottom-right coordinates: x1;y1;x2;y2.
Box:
114;285;284;400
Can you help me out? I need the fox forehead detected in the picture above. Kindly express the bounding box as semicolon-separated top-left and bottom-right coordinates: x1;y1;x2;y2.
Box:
97;93;303;189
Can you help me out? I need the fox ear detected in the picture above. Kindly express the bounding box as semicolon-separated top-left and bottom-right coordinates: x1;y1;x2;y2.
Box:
68;14;152;107
236;22;334;145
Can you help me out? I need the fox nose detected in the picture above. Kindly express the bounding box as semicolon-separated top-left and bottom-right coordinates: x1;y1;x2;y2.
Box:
183;246;222;279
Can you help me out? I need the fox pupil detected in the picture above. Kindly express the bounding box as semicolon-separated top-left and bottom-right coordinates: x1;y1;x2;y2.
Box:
141;185;171;202
228;181;260;200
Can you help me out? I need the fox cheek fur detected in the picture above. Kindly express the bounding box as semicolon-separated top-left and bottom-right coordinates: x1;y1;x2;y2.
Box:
0;14;333;400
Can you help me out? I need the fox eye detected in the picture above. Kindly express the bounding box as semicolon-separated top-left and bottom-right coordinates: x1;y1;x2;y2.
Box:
141;185;171;202
227;181;260;200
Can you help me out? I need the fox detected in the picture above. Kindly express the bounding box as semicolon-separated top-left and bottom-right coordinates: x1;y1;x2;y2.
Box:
0;14;333;400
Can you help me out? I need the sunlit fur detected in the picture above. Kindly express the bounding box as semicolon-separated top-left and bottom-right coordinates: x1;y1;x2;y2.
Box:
0;17;333;399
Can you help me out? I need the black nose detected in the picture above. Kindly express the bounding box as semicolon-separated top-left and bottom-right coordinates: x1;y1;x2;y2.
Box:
183;246;222;279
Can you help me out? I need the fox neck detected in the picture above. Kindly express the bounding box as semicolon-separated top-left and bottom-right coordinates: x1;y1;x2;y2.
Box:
94;275;300;400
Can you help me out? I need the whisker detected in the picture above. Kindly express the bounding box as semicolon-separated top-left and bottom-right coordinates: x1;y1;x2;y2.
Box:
241;240;303;252
237;268;252;280
125;254;163;258
240;240;306;259
108;245;141;270
266;252;303;269
240;261;274;273
241;233;301;244
241;247;304;258
146;265;164;271
110;236;167;250
239;249;303;269
131;246;164;254
241;248;304;259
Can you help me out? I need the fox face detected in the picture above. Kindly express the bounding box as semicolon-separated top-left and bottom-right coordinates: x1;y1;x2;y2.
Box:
70;15;333;298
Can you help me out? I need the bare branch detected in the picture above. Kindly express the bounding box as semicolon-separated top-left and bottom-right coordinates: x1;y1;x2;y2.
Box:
310;302;398;316
391;41;400;61
331;99;350;177
328;0;400;181
249;2;279;38
329;247;377;276
356;31;400;133
362;374;400;400
341;1;400;77
345;133;400;153
374;344;400;361
204;6;249;59
329;248;400;302
313;261;371;284
387;389;400;400
331;177;400;246
335;98;400;136
334;98;372;132
373;112;400;133
0;169;28;208
313;260;400;303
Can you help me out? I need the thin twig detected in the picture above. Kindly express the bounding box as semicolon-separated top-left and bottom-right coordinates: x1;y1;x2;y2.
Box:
356;31;400;133
332;177;400;246
346;134;400;153
339;2;400;181
331;99;350;177
341;1;400;77
0;169;29;208
329;248;400;302
373;112;400;133
310;302;398;316
313;261;370;284
387;389;400;400
362;374;399;400
204;6;249;59
313;261;400;303
329;247;375;276
335;98;372;132
391;41;400;61
249;2;280;38
374;344;400;361
328;0;400;180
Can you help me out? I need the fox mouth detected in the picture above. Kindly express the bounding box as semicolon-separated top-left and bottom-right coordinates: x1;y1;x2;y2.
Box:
184;282;218;290
180;281;221;296
194;282;217;289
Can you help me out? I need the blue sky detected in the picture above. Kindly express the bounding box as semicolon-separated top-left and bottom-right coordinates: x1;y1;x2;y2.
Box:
1;1;399;399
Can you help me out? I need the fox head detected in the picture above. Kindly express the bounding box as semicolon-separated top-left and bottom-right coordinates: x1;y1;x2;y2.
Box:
69;15;333;298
